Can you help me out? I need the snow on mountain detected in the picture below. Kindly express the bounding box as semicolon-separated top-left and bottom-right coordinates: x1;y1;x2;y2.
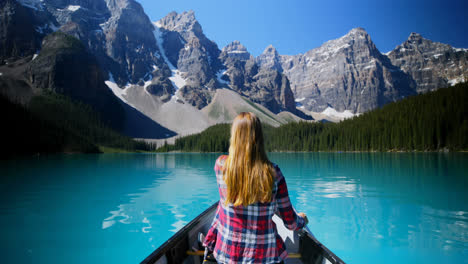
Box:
66;5;81;12
216;70;230;85
17;0;45;11
258;27;415;113
153;21;187;94
321;107;357;119
105;73;137;109
387;32;468;93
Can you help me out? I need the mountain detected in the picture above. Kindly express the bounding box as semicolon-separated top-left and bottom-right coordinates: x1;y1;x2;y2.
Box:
257;28;417;113
386;32;468;93
159;83;468;152
1;1;467;142
0;0;51;63
219;40;297;114
153;10;221;109
106;10;302;137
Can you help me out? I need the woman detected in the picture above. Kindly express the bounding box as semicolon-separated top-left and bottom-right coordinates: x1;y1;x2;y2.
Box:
203;112;308;264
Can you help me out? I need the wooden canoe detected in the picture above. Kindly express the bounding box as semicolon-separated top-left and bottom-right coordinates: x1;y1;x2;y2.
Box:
141;202;345;264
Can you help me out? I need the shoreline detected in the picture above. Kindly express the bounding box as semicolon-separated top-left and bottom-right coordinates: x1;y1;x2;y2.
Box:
3;149;467;160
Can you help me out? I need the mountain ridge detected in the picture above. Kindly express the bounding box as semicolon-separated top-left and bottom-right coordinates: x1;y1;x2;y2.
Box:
1;1;467;140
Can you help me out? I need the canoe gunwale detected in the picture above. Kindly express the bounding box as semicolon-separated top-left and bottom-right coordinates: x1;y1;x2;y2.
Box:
140;202;218;264
140;201;346;264
299;229;346;264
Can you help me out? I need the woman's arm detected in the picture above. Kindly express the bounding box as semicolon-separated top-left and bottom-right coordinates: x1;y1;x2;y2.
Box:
275;167;306;231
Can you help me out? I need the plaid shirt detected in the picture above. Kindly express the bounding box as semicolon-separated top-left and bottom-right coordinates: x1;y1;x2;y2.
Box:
203;155;305;264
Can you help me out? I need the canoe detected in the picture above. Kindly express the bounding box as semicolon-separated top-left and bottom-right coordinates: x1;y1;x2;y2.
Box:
141;202;345;264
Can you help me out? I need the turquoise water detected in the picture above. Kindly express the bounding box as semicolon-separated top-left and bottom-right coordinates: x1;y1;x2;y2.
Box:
0;153;467;264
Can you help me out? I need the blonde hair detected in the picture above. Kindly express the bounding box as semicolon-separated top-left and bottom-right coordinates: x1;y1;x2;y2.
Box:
224;112;274;206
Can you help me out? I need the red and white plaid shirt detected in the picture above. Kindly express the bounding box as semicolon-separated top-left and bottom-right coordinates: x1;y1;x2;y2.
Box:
203;155;305;264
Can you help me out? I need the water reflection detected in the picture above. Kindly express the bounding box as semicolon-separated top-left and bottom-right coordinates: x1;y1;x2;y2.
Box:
0;153;466;264
100;153;219;249
270;153;468;263
312;179;357;198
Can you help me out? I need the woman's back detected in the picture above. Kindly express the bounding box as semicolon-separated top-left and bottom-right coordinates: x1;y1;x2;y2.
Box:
204;155;305;263
203;112;306;264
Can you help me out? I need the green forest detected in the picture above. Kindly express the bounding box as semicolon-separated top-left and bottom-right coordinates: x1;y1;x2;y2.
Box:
157;83;468;152
2;92;154;158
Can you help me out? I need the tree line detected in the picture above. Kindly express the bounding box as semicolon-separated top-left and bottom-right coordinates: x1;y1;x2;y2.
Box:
157;82;468;152
2;91;155;158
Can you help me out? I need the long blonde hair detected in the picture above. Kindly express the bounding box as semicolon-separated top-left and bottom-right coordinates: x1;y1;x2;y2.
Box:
224;112;275;206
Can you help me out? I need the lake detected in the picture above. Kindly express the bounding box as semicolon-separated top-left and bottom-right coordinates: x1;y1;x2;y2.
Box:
0;153;467;264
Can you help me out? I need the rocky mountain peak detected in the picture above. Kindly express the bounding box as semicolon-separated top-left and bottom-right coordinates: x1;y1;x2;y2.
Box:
263;44;278;55
347;27;367;35
154;10;222;109
408;32;423;40
303;26;379;62
277;26;415;113
157;10;201;37
387;32;467;93
344;27;371;41
405;32;426;46
223;40;248;52
222;40;251;61
256;44;282;71
261;45;280;59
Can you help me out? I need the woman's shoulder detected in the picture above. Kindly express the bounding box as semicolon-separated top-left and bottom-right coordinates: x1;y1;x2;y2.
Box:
271;162;284;180
214;155;228;170
216;155;228;164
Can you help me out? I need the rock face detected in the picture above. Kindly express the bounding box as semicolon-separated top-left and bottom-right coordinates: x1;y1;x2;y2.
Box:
153;11;297;113
27;32;124;128
154;11;222;109
386;33;468;93
63;0;161;85
0;0;53;63
220;41;297;114
256;45;282;72
3;1;468;138
257;28;416;113
10;0;163;86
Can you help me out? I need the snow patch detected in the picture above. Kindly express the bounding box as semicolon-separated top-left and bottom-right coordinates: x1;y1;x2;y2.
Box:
153;22;187;93
32;54;39;61
228;50;248;54
448;77;465;86
105;73;137;108
454;48;468;52
67;5;81;12
321;107;357;119
18;0;44;11
362;59;376;70
216;70;230;85
169;70;187;90
295;97;306;102
433;53;443;59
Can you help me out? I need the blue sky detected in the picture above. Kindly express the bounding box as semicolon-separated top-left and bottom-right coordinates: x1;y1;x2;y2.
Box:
137;0;468;56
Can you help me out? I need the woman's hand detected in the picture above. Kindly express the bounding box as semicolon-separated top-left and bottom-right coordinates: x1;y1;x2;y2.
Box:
298;212;309;225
